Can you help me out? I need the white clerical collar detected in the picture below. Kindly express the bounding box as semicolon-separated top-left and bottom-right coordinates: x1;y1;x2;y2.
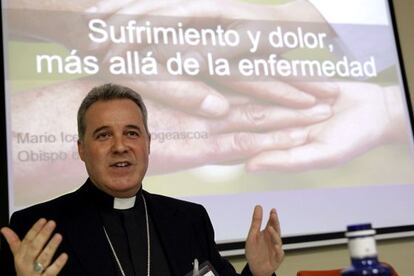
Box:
113;196;136;210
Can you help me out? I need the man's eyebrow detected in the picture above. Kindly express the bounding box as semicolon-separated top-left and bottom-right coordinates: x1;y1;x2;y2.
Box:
91;125;142;136
125;125;142;133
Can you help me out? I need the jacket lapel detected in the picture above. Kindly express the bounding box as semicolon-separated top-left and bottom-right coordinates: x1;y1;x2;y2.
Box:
63;185;117;276
144;191;194;276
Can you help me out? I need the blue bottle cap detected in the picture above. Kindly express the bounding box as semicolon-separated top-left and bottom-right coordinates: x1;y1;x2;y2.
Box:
346;223;375;238
347;223;372;232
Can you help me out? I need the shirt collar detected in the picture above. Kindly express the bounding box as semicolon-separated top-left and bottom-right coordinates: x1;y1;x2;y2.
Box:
85;178;143;210
113;196;136;210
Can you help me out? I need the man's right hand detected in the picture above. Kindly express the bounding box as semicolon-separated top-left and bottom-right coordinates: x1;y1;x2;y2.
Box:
1;218;68;276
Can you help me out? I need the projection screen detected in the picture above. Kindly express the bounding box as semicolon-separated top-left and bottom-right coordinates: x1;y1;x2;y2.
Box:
2;0;414;253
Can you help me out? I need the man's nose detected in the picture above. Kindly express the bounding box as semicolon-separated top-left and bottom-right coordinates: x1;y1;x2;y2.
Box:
112;135;128;153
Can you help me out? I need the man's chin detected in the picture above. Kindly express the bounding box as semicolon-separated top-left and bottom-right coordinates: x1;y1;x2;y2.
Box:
107;182;141;198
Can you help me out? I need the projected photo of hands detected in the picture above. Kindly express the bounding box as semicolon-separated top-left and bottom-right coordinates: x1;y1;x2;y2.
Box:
4;0;414;241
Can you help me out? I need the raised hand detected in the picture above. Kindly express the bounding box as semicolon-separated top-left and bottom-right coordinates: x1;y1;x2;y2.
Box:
245;206;284;276
1;219;68;276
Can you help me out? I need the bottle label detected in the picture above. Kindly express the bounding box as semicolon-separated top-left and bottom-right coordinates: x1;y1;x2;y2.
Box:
348;236;377;258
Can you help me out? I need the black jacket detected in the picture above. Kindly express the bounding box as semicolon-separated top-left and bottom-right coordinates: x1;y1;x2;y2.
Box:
1;179;255;276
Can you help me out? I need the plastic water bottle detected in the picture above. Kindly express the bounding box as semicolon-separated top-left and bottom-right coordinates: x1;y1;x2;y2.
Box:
341;223;392;275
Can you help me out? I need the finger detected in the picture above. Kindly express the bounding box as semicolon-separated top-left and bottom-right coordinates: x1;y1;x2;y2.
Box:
291;81;339;99
84;0;137;55
23;218;47;243
101;0;186;56
266;225;282;247
270;208;282;237
266;208;282;244
42;253;68;276
265;209;273;229
86;0;185;58
213;103;332;133
124;78;230;118
208;128;308;163
246;142;345;172
154;0;224;17
248;205;263;238
1;227;22;255
105;0;183;17
150;2;284;66
148;128;309;172
266;225;285;264
218;80;317;108
178;23;288;69
36;233;63;268
24;220;57;260
85;0;136;14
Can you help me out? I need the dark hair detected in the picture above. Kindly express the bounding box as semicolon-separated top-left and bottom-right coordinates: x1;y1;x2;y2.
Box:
77;83;149;140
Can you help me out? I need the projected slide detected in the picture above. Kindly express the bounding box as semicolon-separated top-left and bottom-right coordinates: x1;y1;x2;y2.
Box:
3;0;414;244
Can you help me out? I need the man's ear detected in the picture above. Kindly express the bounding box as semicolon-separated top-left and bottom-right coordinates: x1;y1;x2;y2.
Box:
77;139;85;161
148;134;151;155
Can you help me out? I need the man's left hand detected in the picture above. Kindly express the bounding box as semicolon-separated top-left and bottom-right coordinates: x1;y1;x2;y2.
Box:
245;206;284;276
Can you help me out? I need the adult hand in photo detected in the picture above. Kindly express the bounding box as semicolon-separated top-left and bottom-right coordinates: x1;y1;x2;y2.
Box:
11;79;333;190
246;82;407;172
146;97;333;173
81;0;338;114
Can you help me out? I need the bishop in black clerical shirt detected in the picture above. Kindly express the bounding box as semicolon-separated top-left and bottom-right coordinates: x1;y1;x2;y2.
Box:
0;83;284;276
91;182;171;276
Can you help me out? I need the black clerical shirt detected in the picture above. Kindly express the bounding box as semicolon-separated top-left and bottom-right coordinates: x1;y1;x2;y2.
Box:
88;183;171;276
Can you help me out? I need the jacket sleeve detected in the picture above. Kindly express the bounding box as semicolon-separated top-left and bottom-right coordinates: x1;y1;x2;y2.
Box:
0;231;16;276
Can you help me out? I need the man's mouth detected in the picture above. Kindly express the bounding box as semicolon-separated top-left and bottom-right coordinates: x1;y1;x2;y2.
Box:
111;161;131;168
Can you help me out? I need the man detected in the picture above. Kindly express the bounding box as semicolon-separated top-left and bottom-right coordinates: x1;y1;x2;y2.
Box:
1;83;284;275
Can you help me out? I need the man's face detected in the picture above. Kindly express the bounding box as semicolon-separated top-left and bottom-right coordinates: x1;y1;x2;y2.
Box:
78;99;150;198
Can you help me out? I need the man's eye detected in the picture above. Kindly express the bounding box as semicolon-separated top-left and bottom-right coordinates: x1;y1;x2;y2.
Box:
126;131;139;137
96;132;111;139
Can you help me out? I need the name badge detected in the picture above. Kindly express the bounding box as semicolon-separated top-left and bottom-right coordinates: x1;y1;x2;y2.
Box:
184;259;218;276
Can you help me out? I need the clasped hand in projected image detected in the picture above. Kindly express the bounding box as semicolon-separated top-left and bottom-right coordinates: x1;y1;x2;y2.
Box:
7;0;410;206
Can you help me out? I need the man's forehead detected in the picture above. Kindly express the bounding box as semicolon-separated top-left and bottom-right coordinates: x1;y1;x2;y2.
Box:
84;99;145;128
86;99;143;116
